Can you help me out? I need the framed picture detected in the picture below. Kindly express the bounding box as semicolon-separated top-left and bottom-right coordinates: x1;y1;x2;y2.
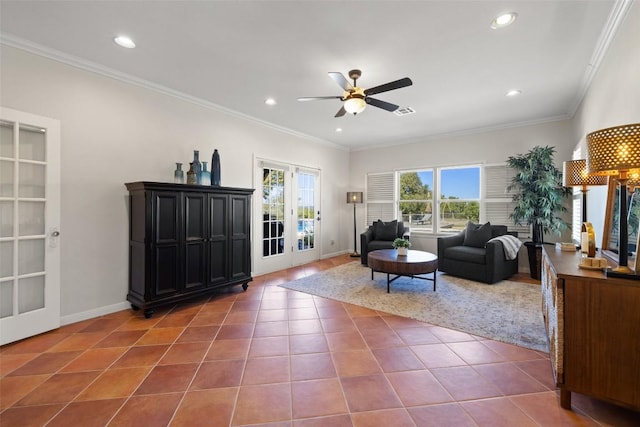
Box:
601;178;640;270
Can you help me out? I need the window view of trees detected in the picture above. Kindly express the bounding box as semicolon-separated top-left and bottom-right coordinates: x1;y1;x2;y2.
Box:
398;167;480;231
399;171;433;229
439;167;480;231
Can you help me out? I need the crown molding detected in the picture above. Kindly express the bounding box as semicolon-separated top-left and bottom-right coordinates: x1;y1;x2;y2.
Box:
567;0;634;116
0;33;347;152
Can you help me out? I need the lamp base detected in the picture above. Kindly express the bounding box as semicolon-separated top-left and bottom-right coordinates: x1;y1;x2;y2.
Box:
605;266;640;280
350;252;360;258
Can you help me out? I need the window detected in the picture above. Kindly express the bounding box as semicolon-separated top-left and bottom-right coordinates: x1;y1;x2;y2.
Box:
570;147;583;244
484;164;529;237
398;166;480;232
366;172;395;225
367;163;524;235
398;170;433;230
438;166;480;231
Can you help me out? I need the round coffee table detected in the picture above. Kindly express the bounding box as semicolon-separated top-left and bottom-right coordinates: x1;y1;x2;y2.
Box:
367;249;438;293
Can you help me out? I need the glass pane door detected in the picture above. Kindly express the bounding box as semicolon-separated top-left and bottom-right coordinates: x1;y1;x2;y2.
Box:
262;166;285;257
293;168;320;265
0;108;60;345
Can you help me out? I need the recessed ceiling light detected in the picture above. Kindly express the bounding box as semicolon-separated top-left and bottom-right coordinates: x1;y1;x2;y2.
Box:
491;12;518;29
336;128;342;133
506;89;522;97
265;98;277;106
113;35;136;49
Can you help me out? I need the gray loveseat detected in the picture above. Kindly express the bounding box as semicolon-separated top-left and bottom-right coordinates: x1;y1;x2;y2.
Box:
360;220;410;265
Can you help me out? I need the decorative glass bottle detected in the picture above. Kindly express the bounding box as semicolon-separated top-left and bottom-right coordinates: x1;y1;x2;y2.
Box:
174;163;184;184
200;161;211;186
192;150;202;184
186;162;197;184
211;149;221;186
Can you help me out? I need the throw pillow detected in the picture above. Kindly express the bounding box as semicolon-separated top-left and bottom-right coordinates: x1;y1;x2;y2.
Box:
375;220;398;241
463;221;492;248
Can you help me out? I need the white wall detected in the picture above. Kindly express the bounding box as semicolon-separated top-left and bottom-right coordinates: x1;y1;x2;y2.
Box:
0;46;349;321
570;0;640;245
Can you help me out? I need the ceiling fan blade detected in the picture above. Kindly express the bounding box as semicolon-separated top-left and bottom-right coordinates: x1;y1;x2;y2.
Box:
334;106;347;117
366;97;399;112
297;96;343;101
364;77;413;96
328;72;353;91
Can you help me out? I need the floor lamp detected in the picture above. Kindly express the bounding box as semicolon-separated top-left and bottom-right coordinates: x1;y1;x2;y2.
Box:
347;192;363;257
587;123;640;278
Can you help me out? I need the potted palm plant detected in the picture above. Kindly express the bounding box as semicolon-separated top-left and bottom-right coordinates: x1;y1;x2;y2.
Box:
507;146;571;279
392;237;411;256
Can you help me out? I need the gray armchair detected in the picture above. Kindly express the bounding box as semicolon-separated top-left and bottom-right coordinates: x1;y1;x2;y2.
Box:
360;220;410;265
437;223;519;284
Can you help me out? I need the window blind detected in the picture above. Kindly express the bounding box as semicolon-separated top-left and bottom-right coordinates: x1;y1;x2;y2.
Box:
483;164;530;237
366;172;394;225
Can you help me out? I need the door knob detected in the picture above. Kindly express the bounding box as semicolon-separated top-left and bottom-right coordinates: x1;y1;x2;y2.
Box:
49;229;60;248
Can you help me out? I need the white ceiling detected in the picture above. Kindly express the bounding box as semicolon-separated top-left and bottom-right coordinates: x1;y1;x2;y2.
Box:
0;1;624;150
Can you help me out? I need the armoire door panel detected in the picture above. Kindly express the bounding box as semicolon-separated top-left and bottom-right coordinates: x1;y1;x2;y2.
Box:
209;195;227;238
184;194;206;289
231;238;250;279
231;196;248;235
185;242;206;289
155;245;179;296
209;239;228;284
185;194;205;239
154;192;180;243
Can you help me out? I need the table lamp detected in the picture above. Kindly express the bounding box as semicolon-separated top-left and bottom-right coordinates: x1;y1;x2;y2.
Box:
346;192;363;257
562;159;608;223
587;123;640;278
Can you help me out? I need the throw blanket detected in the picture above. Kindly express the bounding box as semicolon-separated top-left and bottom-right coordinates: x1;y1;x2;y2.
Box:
488;235;522;260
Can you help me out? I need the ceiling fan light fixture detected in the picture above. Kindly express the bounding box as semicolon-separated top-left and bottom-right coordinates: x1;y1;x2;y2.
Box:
491;12;517;29
344;97;366;115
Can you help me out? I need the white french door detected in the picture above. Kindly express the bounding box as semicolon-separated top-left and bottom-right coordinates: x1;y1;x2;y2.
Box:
292;167;320;266
253;159;321;274
0;107;61;345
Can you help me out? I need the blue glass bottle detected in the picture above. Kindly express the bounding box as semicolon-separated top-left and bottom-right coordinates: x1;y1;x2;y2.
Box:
200;161;211;186
211;149;221;186
173;162;184;184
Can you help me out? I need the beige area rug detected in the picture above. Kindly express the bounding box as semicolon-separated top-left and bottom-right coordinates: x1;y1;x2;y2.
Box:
279;262;548;352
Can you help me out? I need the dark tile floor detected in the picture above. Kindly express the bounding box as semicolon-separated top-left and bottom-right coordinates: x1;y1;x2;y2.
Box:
1;255;639;426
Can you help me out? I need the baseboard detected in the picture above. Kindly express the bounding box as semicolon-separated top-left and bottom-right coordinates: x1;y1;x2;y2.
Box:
322;249;350;259
60;301;131;326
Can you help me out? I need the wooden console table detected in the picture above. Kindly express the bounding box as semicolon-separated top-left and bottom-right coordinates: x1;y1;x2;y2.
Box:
541;246;640;411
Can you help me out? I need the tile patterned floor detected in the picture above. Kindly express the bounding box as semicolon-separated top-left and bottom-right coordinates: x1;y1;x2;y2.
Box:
1;255;639;426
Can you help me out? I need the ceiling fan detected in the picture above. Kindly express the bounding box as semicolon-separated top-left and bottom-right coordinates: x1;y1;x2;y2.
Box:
298;69;413;117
